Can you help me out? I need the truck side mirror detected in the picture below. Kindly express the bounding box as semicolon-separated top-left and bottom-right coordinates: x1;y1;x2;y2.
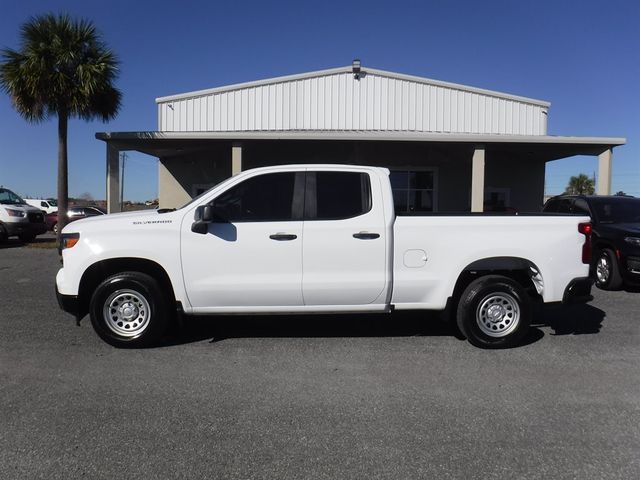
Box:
191;205;215;234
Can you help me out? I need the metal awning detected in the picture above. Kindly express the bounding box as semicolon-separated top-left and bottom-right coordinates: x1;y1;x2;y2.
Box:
96;130;625;162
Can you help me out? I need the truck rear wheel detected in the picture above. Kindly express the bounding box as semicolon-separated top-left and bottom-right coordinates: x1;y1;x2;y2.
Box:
456;275;531;349
89;272;168;348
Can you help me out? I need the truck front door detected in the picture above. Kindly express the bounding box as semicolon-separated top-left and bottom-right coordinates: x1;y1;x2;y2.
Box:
181;171;305;310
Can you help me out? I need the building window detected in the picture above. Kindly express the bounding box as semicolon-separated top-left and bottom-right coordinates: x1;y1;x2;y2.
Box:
390;170;436;214
484;187;511;212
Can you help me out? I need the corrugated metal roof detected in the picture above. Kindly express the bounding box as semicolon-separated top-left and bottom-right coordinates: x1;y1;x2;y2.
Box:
156;66;550;107
156;66;551;136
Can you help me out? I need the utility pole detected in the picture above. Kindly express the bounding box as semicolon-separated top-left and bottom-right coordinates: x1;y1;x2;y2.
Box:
120;152;127;208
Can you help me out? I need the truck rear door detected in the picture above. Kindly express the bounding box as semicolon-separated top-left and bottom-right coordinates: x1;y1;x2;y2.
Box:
302;169;388;306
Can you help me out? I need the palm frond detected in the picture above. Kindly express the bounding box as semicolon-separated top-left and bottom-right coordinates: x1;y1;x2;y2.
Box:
0;13;121;123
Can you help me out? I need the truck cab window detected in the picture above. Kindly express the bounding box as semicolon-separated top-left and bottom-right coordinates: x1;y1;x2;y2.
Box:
212;172;298;222
306;171;371;220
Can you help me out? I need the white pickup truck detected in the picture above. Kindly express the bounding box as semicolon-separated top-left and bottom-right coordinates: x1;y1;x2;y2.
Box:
56;165;593;349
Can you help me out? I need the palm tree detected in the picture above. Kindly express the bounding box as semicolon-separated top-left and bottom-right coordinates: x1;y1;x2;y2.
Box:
0;13;121;238
565;174;595;195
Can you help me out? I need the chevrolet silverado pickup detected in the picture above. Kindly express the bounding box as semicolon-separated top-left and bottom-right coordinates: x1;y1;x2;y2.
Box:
56;165;593;349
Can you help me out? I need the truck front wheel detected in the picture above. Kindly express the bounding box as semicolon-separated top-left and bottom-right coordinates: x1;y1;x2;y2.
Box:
89;272;168;348
456;275;531;349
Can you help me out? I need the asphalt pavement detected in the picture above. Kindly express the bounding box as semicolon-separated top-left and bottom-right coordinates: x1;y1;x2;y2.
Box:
1;237;639;479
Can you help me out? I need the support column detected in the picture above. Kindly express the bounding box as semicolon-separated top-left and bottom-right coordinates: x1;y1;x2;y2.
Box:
232;143;242;176
597;148;613;195
471;146;485;212
106;144;121;213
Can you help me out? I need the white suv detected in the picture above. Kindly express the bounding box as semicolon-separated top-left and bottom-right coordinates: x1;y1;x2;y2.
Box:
0;188;48;242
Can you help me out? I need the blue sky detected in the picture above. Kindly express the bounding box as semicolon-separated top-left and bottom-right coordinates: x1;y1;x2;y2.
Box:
0;0;638;201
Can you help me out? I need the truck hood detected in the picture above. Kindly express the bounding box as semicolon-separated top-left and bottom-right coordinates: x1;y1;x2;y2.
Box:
63;209;180;232
1;203;43;214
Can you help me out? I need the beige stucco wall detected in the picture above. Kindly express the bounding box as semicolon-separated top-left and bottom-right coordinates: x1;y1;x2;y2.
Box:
157;140;546;213
159;145;231;208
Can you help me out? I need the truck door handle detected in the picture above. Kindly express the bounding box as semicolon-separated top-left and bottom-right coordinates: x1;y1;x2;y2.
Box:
353;232;380;240
269;233;297;241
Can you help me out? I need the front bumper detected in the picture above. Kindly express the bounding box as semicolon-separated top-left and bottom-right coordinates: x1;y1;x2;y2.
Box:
56;284;80;317
563;277;594;304
4;221;47;237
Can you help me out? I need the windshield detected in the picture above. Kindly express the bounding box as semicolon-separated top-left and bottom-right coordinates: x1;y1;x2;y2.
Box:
0;188;26;205
47;199;57;206
591;197;640;223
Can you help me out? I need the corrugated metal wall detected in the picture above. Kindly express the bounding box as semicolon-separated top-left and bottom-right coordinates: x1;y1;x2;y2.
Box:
158;72;548;135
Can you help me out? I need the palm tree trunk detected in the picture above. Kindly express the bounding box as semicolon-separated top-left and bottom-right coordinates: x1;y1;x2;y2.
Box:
57;112;68;242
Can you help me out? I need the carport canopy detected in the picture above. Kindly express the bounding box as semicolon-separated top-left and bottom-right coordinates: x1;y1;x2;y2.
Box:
96;130;625;213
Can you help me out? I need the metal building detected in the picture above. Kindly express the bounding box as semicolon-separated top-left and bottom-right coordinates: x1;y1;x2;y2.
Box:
98;63;625;212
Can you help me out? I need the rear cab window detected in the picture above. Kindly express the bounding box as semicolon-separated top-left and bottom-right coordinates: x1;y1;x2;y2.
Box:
305;171;372;220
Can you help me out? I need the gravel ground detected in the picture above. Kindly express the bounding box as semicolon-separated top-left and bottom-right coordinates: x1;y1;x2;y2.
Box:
1;238;639;479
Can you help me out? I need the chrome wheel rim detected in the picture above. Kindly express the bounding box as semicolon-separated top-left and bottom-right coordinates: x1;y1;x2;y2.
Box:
596;255;610;284
476;292;520;337
103;289;151;338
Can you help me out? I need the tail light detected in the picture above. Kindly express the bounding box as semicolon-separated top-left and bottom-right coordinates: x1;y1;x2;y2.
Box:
578;222;592;264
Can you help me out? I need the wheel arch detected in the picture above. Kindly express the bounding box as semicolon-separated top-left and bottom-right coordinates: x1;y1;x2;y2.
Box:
78;257;177;319
593;239;618;256
451;256;544;304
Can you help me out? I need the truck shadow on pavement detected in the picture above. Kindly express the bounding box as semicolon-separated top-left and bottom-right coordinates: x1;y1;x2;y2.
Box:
164;302;606;347
534;303;606;336
169;310;457;346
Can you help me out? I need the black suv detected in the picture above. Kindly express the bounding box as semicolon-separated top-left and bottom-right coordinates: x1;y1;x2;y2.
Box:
543;195;640;290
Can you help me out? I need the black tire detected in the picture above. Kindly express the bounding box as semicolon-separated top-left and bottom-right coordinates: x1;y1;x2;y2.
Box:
0;224;7;243
19;233;36;243
89;272;169;348
594;248;623;290
456;275;531;349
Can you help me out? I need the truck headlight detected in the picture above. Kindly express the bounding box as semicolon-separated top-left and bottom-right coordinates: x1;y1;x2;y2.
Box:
5;208;26;217
624;236;640;247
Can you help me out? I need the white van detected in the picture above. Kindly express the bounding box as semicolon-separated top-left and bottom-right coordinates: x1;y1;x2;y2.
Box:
24;198;58;214
0;188;48;242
